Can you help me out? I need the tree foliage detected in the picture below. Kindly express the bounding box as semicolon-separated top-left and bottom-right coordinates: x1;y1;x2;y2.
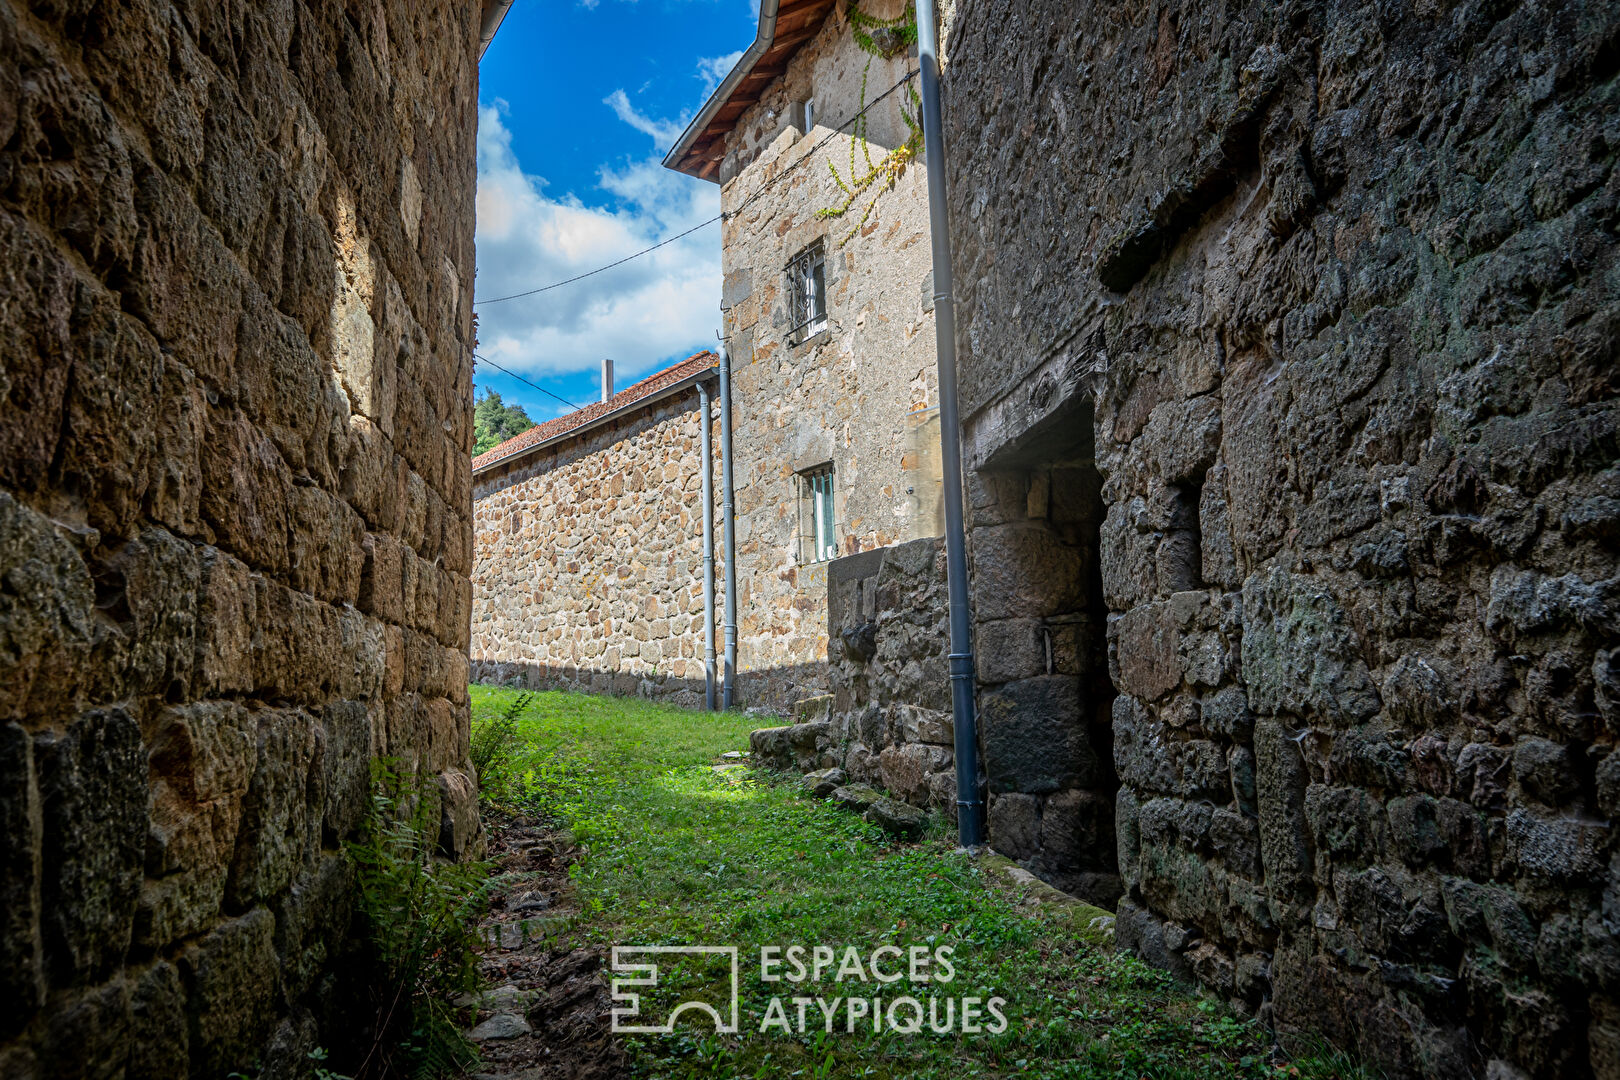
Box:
473;388;536;455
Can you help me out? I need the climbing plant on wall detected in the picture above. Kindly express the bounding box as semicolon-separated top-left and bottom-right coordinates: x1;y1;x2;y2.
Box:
817;1;923;246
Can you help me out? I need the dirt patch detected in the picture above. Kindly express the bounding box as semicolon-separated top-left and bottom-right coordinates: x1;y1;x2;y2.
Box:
465;815;626;1080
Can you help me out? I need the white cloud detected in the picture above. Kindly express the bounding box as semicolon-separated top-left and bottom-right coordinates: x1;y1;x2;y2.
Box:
474;101;721;387
602;89;688;151
696;50;744;94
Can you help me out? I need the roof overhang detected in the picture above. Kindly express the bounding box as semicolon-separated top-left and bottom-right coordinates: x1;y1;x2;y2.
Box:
479;0;514;60
663;0;837;181
472;364;718;479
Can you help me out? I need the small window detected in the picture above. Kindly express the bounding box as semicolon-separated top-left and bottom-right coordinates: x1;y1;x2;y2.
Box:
786;242;827;343
799;465;838;563
804;97;815;133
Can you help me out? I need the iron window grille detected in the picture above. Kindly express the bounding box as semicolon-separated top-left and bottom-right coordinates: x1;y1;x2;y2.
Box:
786;242;828;344
799;464;838;564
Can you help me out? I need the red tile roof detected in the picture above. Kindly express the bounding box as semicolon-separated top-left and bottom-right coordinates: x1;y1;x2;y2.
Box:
472;350;718;473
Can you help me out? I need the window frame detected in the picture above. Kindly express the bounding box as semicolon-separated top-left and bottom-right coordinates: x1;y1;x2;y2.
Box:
798;463;838;564
785;241;828;344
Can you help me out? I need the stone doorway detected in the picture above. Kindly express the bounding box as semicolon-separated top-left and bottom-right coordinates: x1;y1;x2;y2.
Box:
971;398;1121;907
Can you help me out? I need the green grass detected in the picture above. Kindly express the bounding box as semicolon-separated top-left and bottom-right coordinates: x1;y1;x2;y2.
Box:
469;685;1373;1080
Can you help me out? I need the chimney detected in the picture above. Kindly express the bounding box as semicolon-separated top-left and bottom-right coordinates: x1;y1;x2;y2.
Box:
601;358;614;403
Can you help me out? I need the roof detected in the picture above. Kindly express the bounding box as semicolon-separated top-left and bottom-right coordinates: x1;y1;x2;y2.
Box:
472;351;719;475
663;0;837;181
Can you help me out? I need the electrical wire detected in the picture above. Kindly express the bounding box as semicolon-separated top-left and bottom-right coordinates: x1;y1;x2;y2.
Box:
472;69;920;308
473;352;582;411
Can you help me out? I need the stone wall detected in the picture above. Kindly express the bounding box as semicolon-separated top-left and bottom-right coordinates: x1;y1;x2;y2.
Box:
0;1;480;1075
471;388;722;705
719;0;945;713
943;1;1620;1077
749;536;958;809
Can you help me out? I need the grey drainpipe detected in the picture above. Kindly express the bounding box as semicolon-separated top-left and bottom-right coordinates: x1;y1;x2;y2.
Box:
915;0;984;848
699;378;718;710
719;343;739;709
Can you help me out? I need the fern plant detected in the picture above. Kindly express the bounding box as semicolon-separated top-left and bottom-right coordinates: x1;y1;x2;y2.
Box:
470;691;533;801
348;763;491;1079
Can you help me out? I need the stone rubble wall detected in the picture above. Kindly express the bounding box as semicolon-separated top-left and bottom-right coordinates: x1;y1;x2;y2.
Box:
748;537;956;809
0;1;480;1075
470;392;723;706
943;1;1620;1077
719;0;945;714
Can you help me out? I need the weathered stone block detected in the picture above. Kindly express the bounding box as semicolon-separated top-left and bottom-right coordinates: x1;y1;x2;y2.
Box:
801;767;846;798
35;708;146;984
878;742;951;804
0;721;43;1028
1241;566;1380;727
988;792;1040;859
1113;601;1181;702
979;676;1099;794
0;493;96;722
183;907;278;1078
226;709;318;908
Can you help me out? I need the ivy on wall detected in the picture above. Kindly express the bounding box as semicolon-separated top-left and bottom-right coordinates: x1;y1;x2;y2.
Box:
817;1;923;247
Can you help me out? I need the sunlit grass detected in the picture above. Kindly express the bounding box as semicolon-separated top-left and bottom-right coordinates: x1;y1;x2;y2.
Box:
470;686;1378;1080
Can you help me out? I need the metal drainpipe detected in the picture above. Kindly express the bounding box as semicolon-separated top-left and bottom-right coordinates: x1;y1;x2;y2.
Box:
719;343;739;709
915;0;984;848
699;378;718;711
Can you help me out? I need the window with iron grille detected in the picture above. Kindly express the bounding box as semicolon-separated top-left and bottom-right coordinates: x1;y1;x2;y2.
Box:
786;242;827;343
799;464;837;563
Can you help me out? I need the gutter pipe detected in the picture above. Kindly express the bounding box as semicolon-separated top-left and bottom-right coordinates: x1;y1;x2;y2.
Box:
699;379;718;710
915;0;984;848
719;342;739;709
477;0;515;60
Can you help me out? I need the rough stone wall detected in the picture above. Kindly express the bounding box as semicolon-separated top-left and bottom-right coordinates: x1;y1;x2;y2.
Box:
749;536;957;808
719;0;944;713
943;1;1620;1077
470;391;722;706
0;1;480;1075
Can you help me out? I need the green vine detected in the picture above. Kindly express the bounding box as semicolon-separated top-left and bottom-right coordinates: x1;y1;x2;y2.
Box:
816;1;922;247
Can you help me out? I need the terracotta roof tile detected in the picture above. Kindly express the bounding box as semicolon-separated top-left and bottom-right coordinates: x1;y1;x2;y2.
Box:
472;350;718;473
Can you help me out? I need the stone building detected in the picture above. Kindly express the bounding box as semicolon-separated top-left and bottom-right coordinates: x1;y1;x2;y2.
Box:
0;1;496;1075
663;0;947;712
936;2;1620;1078
470;352;721;702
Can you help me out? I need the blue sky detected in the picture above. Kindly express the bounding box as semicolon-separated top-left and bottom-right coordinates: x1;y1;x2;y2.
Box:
473;0;758;422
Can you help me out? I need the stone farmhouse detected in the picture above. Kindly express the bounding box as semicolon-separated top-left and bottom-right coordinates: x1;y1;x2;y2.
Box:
470;352;721;702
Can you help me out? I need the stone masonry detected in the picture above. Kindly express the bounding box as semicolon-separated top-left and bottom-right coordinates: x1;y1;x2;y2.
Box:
0;1;482;1076
470;355;723;705
705;0;947;712
943;1;1620;1077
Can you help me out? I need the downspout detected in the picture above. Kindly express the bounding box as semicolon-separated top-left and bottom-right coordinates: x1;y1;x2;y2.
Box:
699;378;718;711
719;343;739;709
915;0;984;848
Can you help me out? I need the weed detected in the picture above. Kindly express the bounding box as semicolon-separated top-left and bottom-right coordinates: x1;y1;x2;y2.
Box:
470;691;533;799
348;763;490;1079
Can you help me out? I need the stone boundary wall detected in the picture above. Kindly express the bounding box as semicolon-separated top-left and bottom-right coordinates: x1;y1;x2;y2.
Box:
944;2;1620;1077
470;388;721;707
0;2;480;1076
750;538;959;810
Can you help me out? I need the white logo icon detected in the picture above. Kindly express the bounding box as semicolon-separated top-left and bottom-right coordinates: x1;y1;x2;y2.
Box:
610;946;740;1034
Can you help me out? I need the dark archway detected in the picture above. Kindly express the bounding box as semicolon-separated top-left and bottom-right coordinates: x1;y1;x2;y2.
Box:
971;398;1120;906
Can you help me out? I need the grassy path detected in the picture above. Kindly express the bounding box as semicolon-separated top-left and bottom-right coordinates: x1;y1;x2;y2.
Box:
470;686;1364;1080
